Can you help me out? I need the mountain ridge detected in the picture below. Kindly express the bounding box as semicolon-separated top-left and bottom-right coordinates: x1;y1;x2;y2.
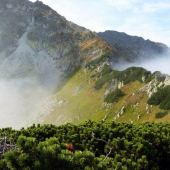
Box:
0;0;170;128
97;30;169;67
39;53;170;125
0;0;110;87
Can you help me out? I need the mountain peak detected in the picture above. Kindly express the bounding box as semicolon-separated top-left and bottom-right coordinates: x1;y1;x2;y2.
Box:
0;0;109;87
0;0;110;128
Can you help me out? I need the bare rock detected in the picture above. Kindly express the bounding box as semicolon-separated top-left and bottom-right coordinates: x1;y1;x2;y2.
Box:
6;4;13;9
139;72;170;97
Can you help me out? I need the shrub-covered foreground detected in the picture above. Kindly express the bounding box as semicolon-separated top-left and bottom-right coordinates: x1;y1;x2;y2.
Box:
1;121;170;169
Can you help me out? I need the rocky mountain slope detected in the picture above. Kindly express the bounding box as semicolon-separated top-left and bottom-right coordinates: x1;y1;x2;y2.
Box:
0;0;109;88
0;0;168;87
97;30;170;66
38;53;170;125
0;0;170;128
0;0;110;128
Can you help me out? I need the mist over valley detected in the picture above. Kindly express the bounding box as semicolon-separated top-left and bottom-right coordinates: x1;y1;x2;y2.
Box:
0;0;169;129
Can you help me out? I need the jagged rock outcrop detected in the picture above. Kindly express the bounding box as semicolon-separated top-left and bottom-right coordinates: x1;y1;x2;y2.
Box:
105;78;124;96
113;106;125;120
139;72;170;97
75;84;85;94
0;0;110;88
0;0;111;128
97;30;170;66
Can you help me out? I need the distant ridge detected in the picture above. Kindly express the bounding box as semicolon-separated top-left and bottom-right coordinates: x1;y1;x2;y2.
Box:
97;30;169;65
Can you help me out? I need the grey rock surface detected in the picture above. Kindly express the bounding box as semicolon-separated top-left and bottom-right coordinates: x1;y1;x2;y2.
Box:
139;72;170;97
0;0;109;88
0;0;109;128
97;30;170;66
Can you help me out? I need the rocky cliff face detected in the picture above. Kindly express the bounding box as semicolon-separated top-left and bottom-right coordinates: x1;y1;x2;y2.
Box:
0;0;111;128
139;72;170;97
1;0;170;128
97;30;170;66
0;0;109;88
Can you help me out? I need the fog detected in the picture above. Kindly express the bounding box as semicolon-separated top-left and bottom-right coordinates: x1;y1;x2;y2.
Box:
0;51;170;129
0;76;60;129
113;54;170;75
0;27;63;129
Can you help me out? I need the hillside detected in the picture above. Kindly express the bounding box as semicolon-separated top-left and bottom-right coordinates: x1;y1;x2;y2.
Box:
36;53;170;125
0;0;170;128
1;1;170;169
0;0;110;128
0;0;110;86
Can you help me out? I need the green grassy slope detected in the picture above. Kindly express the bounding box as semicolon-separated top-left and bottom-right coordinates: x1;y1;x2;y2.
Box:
43;67;108;125
42;56;170;125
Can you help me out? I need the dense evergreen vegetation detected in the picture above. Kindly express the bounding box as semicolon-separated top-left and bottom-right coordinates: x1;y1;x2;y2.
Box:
112;67;151;85
147;85;170;110
94;67;150;90
94;74;113;90
104;88;125;103
100;65;112;77
85;53;110;69
1;121;170;169
155;111;168;119
145;71;161;83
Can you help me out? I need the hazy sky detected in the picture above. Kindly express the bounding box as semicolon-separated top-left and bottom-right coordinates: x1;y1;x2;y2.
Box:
30;0;170;46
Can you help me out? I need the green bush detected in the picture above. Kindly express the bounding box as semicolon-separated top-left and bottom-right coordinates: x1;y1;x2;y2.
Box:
112;67;151;85
100;65;112;76
94;74;113;90
155;111;168;119
2;121;170;169
147;85;170;110
160;95;170;110
104;88;125;103
85;53;109;69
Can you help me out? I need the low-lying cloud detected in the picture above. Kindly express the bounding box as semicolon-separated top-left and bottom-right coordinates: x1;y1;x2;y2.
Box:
0;77;54;129
138;56;170;75
114;54;170;75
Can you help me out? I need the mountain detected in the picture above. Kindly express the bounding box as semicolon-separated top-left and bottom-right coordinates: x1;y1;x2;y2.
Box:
0;0;109;88
97;30;170;67
0;0;110;128
0;0;168;87
0;0;170;128
38;53;170;125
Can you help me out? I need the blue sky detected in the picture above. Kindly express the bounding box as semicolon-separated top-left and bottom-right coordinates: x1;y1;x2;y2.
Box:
30;0;170;46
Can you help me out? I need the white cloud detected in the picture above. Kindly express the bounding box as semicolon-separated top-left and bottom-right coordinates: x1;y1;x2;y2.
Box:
30;0;116;31
139;56;170;75
106;0;170;13
106;0;141;11
115;16;170;46
142;2;170;13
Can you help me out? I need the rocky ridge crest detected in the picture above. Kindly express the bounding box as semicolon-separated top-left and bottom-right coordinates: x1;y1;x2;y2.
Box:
98;30;170;66
0;0;110;88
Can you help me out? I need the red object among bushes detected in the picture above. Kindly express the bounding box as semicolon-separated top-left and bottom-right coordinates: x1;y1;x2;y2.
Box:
66;143;75;153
